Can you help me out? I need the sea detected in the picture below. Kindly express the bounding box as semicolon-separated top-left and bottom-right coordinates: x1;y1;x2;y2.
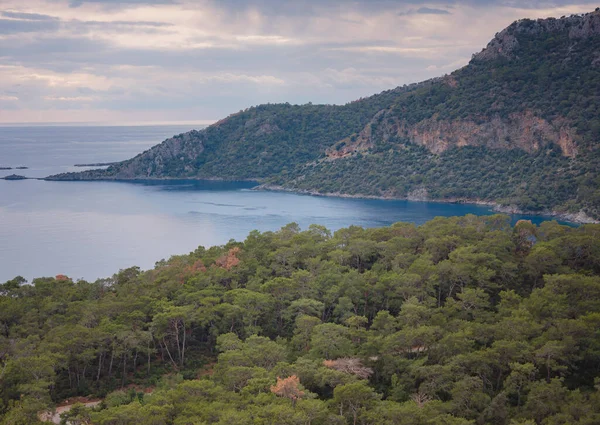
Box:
0;125;570;283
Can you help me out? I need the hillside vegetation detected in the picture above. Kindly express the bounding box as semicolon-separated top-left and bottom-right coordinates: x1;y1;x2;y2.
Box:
2;216;600;424
48;10;600;219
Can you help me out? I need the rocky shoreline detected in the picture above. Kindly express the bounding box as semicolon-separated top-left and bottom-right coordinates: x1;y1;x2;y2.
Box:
254;184;599;225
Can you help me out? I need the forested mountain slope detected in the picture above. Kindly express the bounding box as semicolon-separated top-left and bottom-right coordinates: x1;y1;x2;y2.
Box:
49;10;600;219
2;217;600;424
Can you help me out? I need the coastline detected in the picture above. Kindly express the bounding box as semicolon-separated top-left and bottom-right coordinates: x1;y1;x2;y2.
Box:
253;184;599;225
44;175;261;183
37;175;599;225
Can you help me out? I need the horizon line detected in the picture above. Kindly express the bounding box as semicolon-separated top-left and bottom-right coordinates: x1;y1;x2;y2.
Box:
0;120;217;128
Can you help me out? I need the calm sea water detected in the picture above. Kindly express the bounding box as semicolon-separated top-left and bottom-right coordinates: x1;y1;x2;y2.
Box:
0;125;569;282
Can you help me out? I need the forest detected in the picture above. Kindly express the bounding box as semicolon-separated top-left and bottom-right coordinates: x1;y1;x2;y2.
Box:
268;143;597;214
1;215;600;425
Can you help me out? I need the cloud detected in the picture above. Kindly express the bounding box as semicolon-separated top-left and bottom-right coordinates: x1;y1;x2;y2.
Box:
327;45;442;58
1;11;58;20
80;19;173;27
0;18;60;34
43;96;95;101
0;0;597;123
68;0;176;7
425;57;470;71
417;7;451;14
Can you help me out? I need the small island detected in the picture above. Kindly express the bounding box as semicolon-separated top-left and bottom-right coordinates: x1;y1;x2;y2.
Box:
15;166;29;170
0;167;12;170
2;174;28;180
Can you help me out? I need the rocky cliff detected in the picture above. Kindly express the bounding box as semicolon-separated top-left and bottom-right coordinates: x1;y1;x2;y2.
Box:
327;10;600;159
328;110;578;158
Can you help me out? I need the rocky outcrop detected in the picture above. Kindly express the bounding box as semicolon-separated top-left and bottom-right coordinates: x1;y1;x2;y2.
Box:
49;130;205;180
404;112;578;156
327;110;578;158
473;9;600;61
325;11;599;159
473;31;518;61
117;130;205;178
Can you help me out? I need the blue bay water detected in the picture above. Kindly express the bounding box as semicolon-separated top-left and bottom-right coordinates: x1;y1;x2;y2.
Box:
0;125;569;282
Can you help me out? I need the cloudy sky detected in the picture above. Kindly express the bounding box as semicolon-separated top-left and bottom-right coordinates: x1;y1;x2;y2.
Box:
0;0;596;124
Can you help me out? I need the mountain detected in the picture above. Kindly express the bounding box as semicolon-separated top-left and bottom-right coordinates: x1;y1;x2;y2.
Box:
48;9;600;220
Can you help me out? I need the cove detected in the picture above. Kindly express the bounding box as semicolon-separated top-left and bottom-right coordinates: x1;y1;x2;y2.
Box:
0;179;570;283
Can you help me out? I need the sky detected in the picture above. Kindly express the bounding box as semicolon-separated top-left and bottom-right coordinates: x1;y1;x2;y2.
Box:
0;0;597;124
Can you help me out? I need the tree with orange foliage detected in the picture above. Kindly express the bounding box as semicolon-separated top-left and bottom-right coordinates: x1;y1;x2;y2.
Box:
215;247;241;270
270;375;305;407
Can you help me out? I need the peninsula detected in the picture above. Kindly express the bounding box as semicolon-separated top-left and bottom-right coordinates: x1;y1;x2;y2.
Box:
47;10;600;222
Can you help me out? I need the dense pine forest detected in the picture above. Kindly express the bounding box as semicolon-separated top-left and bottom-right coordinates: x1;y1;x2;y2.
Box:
1;215;600;424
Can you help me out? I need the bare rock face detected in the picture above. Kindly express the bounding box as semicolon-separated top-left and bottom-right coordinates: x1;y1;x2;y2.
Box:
473;32;519;61
327;110;578;158
568;10;600;38
403;112;578;156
